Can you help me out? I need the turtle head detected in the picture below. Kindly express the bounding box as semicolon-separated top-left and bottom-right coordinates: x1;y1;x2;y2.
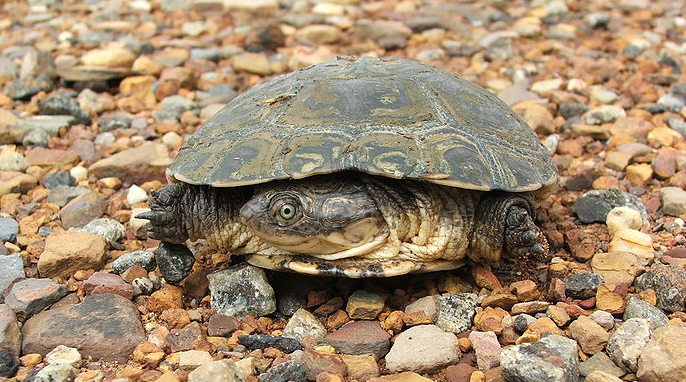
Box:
239;175;386;255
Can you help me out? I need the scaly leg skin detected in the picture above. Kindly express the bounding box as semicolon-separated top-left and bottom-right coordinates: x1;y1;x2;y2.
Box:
136;184;190;244
469;192;546;263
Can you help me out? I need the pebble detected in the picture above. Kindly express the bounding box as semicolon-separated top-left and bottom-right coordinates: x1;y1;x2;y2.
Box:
572;188;648;224
435;293;479;333
346;290;384;320
207;314;240;337
79;218;125;244
282;308;327;342
45;345;82;367
606;318;652;373
130;207;151;239
500;334;579;382
46;186;90;207
0;151;28;172
0;172;37;197
0;254;22;294
112;250;156;274
208;264;276;319
155;243;196;284
238;335;300;353
659;187;686;216
28;364;76;382
5;278;66;321
257;360;306;382
636;324;686;382
37;231;107;278
513;314;536;332
634;264;686;312
569;316;609;355
233;53;271;76
584;106;626;125
605;207;646;236
623;297;668;328
98;112;133;132
590;86;618;104
563;273;603;300
58;190;107;228
591;252;641;284
340;354;379;381
325;320;391;358
0;349;18;377
82;272;134;300
23;294;144;363
588;310;615;331
404;295;440;322
0;217;19;242
81;48;136;68
579;352;625;378
384;325;459;374
42;171;75;190
300;349;346;381
468;331;501;371
531;79;563;96
585;371;623;382
38;93;90;125
187;360;245;382
0;304;21;356
127;185;148;205
88;142;173;184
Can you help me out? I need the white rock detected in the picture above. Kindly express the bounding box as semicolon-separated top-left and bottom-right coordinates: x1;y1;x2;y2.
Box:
384;324;459;374
45;345;82;368
127;185;148;205
606;206;646;236
69;166;88;182
606;318;652;373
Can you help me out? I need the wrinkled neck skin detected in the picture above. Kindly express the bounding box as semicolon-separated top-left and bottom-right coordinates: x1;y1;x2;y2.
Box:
181;173;479;264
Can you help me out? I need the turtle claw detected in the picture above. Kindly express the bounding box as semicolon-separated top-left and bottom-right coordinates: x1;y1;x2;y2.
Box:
138;184;189;243
505;205;545;259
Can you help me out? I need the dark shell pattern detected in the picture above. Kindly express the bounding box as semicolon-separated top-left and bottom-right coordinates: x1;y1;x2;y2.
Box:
168;56;558;192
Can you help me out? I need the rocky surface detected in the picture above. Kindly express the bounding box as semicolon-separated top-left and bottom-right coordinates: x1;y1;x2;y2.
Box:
0;0;685;380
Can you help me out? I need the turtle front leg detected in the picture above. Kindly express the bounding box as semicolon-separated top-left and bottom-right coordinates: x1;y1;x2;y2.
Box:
469;192;545;262
136;184;190;244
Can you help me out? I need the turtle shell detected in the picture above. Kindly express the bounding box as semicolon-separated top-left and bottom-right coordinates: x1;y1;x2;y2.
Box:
168;56;558;193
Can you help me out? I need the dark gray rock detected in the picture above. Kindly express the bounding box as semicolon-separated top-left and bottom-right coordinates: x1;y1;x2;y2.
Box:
572;188;649;224
0;350;18;378
563;273;604;300
208;265;276;319
112;250;156;274
58;191;107;229
258;360;306;382
238;335;301;353
5;278;66;321
38;93;90;125
0;218;19;243
559;102;590;120
155;243;195;284
21;128;50;147
634;264;686;313
501;334;579;382
623;297;669;328
513;314;536;332
45;186;90;207
41;171;75;190
435;293;479;333
98;112;133;132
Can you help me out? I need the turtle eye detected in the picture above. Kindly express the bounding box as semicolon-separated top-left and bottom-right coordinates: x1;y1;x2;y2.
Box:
279;203;297;220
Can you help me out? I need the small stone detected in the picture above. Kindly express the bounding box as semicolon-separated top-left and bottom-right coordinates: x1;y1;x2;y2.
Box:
0;172;37;197
208;265;276;319
511;301;550;315
546;305;571;327
588;310;615;331
606;207;646;236
283;308;327;342
155;242;196;284
404;295;440;322
325;321;390;358
166;322;203;352
636;324;686;382
384;325;459;374
295;25;342;45
38;231;107;278
0;151;28;172
22;294;145;363
584;106;626;125
572;188;648;224
46;186;90;207
79;218;125;244
233;53;271;75
38;93;90;125
435;293;479;333
89;142;173;184
45;345;81;367
595;284;626;314
130;207;151;239
112;250;156;274
659;187;686;216
563;273;603;300
0;217;19;243
300;349;346;381
29;364;76;382
207;314;240;337
513;314;536;332
625;163;653;184
98;112;133;132
258;359;306;382
634;264;686;313
82;272;134;300
0;349;18;377
238;335;300;353
58;191;107;228
569;316;609;355
367;372;432;382
623;297;668;328
579;351;625;378
346;290;384;320
187;360;246;382
340;354;379;381
591;252;642;284
500;335;579;382
127;185;148;205
590;86;618;104
606;318;652;373
585;371;623;382
531;79;563;96
468;331;501;371
148;285;184;313
0;304;21;356
178;350;213;371
444;363;478;382
5;278;66;321
81;48;136;68
0;254;25;295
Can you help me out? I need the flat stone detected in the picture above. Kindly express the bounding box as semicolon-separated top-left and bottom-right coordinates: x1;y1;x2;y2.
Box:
5;278;66;321
609;229;654;262
636;324;686;382
404;295;439;322
468;331;501;371
340;354;379;381
207;314;240;337
22;294;145;363
368;372;433;382
623;297;669;328
238;334;300;353
0;304;21;356
38;231;107;278
584;106;626;125
0;254;25;295
38;93;90;125
187;359;246;382
634;264;686;313
500;335;579;382
606;318;652;373
282;308;327;342
82;272;134;300
435;293;479;333
58;191;107;228
569;316;609;355
28;364;76;382
659;187;686;216
25;147;79;167
591;252;642;284
178;350;213;371
325;320;391;358
208;265;276;319
81;48;136;68
45;345;82;367
385;325;459;374
585;371;623;382
89;142;173;184
346;290;384;320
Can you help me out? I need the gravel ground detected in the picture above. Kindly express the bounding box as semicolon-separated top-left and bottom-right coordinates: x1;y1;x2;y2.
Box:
1;0;686;381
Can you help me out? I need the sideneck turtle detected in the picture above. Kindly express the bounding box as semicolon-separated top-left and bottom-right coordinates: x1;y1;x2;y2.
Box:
139;56;558;278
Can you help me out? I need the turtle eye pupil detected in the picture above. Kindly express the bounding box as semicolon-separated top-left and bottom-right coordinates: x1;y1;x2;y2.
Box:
279;203;296;219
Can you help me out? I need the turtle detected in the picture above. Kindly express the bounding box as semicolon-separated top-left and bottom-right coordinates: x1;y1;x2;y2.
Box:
138;56;558;279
